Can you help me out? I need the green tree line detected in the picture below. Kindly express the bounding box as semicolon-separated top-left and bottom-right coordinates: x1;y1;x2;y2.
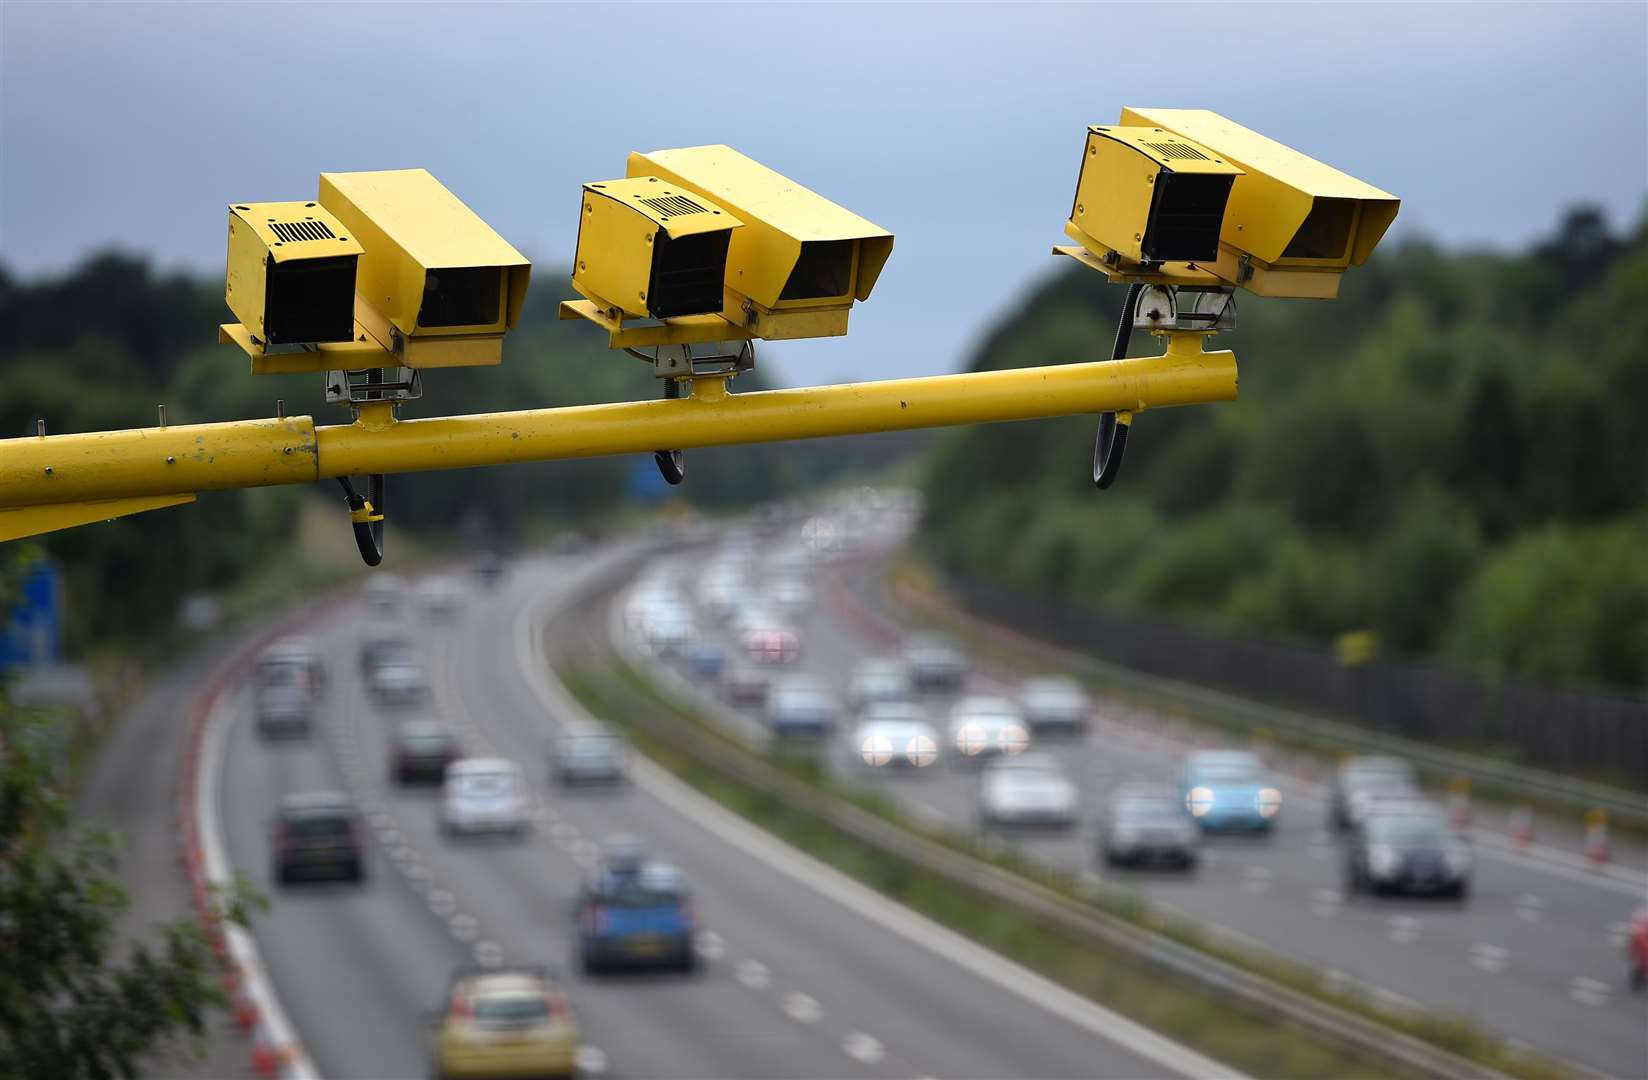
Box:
920;207;1648;692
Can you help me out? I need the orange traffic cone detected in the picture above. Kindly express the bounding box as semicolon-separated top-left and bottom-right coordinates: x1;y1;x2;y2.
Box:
1508;805;1535;854
250;1024;278;1078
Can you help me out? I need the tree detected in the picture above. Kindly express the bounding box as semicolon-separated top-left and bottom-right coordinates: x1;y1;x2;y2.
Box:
0;625;248;1078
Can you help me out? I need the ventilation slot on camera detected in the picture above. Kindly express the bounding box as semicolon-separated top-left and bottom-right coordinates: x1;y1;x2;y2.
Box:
640;194;710;218
1144;141;1210;161
270;219;338;243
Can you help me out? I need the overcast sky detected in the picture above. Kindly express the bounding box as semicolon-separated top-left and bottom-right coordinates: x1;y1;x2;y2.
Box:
3;2;1644;385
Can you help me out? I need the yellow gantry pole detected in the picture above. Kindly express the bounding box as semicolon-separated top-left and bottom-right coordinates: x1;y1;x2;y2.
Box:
0;341;1235;538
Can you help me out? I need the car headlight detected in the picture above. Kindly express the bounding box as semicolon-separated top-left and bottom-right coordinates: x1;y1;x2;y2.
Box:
1186;786;1215;817
1368;844;1399;877
1257;787;1282;818
860;733;892;767
998;724;1028;755
905;734;937;768
1442;845;1471;877
955;723;987;756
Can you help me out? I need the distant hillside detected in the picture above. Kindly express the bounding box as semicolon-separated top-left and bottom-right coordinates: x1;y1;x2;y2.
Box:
919;208;1648;691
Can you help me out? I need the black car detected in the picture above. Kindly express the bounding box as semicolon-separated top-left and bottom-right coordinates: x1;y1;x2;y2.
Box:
1344;810;1471;899
1328;755;1418;831
390;721;461;785
272;793;366;884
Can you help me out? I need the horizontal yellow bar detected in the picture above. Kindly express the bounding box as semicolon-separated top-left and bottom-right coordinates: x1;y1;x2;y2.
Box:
0;493;197;542
314;346;1236;478
0;346;1234;511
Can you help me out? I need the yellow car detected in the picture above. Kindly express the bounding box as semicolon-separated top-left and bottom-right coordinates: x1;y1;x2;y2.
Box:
432;967;580;1079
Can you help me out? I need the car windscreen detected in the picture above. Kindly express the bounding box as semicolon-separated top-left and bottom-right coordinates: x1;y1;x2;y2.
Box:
400;734;454;751
457;772;516;798
596;872;684;908
1366;817;1446;845
564;739;617;758
1116;799;1183;824
285;816;351;838
1193;764;1261;783
471;994;549;1027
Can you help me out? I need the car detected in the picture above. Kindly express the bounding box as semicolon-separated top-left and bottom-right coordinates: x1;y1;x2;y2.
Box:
685;642;727;681
363;573;406;620
767;676;838;739
417;576;464;622
1099;783;1200;869
1177;750;1281;832
359;631;414;678
1328;755;1420;831
1344;808;1471;898
766;575;815;616
978;753;1078;828
846;659;911;713
390;720;461;785
852;703;940;770
576;858;697;973
743;624;800;665
441;758;528;837
271;792;365;884
369;658;429;709
430;966;580;1080
904;634;968;691
1018;675;1090;735
721;665;771;708
641;605;694;658
553;732;625;787
1627;907;1648;991
257;636;325;700
947;695;1030;764
255;682;314;740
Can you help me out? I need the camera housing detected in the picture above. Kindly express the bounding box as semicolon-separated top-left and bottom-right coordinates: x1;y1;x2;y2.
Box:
224;201;363;348
625;145;893;340
1064;126;1242;269
571;177;743;320
1120;108;1399;298
318;169;532;367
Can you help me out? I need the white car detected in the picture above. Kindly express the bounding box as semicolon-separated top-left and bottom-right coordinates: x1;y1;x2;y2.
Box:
416;576;464;621
978;753;1078;828
1018;676;1090;735
852;703;940;770
368;660;428;709
441;758;528;837
766;575;815;616
642;607;695;657
363;573;406;619
947;695;1030;763
847;659;911;713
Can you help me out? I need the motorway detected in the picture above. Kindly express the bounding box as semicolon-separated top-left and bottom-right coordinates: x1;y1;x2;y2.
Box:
630;516;1648;1080
210;542;1234;1080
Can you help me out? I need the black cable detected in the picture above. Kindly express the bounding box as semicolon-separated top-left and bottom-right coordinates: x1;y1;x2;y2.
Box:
1093;284;1142;490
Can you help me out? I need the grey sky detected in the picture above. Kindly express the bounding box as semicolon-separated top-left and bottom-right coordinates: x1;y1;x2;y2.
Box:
3;2;1644;386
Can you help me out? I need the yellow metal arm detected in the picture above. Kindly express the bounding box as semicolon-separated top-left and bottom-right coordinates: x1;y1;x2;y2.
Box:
0;342;1235;541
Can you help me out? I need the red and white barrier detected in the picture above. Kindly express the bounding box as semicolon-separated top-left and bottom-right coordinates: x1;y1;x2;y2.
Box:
1584;808;1611;869
1508;805;1535;854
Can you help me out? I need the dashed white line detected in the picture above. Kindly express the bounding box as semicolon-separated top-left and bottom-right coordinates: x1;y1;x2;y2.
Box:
1241;866;1272;895
782;991;823;1024
1606;920;1630;948
694;930;726;961
1514;893;1546;923
429;889;457;918
842;1032;885;1065
1469;943;1508;975
449;913;479;943
473;939;504;968
576;1045;609;1076
1386;915;1420;945
1569;976;1611;1007
736;959;771;990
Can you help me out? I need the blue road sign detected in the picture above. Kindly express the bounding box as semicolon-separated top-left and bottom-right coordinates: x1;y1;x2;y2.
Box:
1;560;62;670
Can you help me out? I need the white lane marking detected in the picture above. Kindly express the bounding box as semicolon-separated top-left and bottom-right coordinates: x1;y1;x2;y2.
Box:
1371;987;1420;1015
517;591;1248;1080
843;1032;885;1065
473;939;503;967
1469;943;1508;975
368;811;395;829
429;889;457;918
1515;893;1546;923
570;837;602;860
377;827;402;847
736;959;771;990
1241;866;1272;895
449;914;479;943
390;844;417;865
1311;888;1342;917
1568;976;1611;1007
550;822;580;844
1386;915;1421;945
572;849;599;871
694;930;726;961
1606;920;1630;948
576;1045;609;1076
783;991;823;1024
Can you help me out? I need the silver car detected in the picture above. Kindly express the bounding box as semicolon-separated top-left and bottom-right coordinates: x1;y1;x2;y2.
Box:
768;677;838;739
553;733;625;787
847;659;911;713
904;634;968;691
947;695;1030;763
978;753;1078;828
1099;784;1200;869
1018;676;1090;735
852;703;941;770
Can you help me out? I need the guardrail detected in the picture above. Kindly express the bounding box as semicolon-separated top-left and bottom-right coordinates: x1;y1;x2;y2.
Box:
554;557;1528;1080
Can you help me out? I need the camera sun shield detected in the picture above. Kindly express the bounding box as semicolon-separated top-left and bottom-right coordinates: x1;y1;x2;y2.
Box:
571;177;743;321
224;201;363;348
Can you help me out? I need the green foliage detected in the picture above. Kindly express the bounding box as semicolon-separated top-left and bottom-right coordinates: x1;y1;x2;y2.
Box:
0;692;250;1079
922;206;1648;690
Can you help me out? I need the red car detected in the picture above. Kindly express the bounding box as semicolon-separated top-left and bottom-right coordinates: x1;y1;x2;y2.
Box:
743;626;799;665
1629;907;1648;991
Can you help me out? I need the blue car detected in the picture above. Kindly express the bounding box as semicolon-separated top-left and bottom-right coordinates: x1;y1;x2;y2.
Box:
576;859;697;973
1177;750;1282;832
